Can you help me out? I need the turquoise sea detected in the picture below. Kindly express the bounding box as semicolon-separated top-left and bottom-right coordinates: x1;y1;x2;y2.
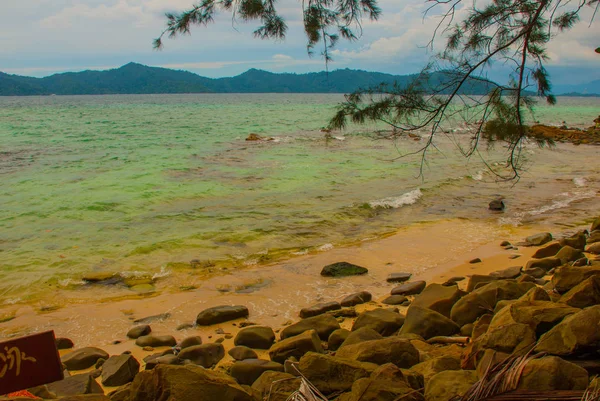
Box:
1;94;599;304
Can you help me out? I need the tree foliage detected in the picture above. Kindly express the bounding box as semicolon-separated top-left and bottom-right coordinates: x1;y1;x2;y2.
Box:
157;0;599;179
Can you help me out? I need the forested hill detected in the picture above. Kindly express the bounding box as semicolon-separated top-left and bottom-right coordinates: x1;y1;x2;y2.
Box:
0;62;513;96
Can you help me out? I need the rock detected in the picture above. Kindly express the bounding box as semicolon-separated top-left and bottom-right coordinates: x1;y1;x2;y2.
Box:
586;242;600;254
335;337;419;368
552;264;600;293
269;330;324;364
327;329;350;351
489;199;505;211
472;314;493;340
134;335;176;348
129;364;254;401
411;283;464;317
228;346;258;361
521;287;552;302
500;240;511;246
382;295;408;305
469;258;482;264
178;343;225;367
234;326;275;349
143;353;181;370
592;217;600;232
490;266;522;279
487;301;580;338
466;275;498;292
230;359;284;385
560;231;587;250
450;280;535;326
535;305;600;356
526;232;553;246
101;354;140;387
518;356;588;390
386;273;412;283
47;374;104;397
560;276;600;308
340;291;372;307
82;272;121;284
62;348;110;371
391;281;426;296
399;306;460;340
196;305;249;325
280;314;340;341
107;384;131;401
133;313;171;324
56;337;75;350
461;323;474;337
532;242;562;258
298;352;374;394
341;363;420;401
522;266;546;278
126;325;151;339
352;308;405;336
425;370;478;401
179;336;203;349
442;276;465;286
588;231;600;245
410;355;461;383
340;327;383;349
320;261;368;277
525;257;562;272
556;246;585;264
251;371;300;401
299;301;341;318
176;323;195;331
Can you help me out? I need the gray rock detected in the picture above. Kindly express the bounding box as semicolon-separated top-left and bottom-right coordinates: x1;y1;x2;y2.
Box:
56;337;75;350
47;374;104;397
133;313;171;324
62;347;110;371
352;308;405;336
327;329;350;351
382;295;409;305
490;266;522;280
489;199;505;211
532;242;562;258
425;370;478;401
280;314;340;341
299;302;341;318
228;346;258;361
126;325;151;339
178;343;225;368
179;336;203;349
525;257;562;272
341;291;372;307
526;232;553;246
522;267;547;279
386;273;412;283
134;335;176;348
320;262;368;277
399;306;460;340
391;281;426;296
340;327;382;349
234;326;276;349
101;354;140;387
269;330;324;364
230;359;284;385
335;337;419;368
298;352;374;394
196;305;249;325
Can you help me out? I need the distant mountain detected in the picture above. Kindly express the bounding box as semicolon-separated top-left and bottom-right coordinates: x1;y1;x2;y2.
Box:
0;62;497;96
553;79;600;96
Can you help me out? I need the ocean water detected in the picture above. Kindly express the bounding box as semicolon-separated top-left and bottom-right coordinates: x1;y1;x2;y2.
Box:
1;94;599;304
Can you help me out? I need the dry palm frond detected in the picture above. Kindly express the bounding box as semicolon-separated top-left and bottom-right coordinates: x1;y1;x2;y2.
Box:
455;350;544;401
582;376;600;401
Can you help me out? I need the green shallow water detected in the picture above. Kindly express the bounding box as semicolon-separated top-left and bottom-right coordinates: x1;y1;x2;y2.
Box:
1;94;599;303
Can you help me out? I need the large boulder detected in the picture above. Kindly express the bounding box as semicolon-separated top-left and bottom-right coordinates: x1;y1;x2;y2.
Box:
299;302;341;318
135;335;177;348
487;301;579;337
129;364;254;401
62;348;110;371
335;337;419;368
251;371;300;401
179;336;203;349
339;327;382;349
399;306;460;340
228;346;258;361
411;284;464;317
525;257;562;272
269;330;324;364
320;262;368;277
410;355;461;383
280;314;340;341
196;305;249;325
586;242;600;254
229;359;284;385
351;308;404;336
340;363;420;401
517;356;589;390
298;352;374;394
450;280;535;326
556;246;585;265
328;329;350;351
47;374;104;397
560;276;600;308
552;265;600;293
466;275;498;292
559;231;587;250
234;326;275;349
391;281;426;296
532;242;562;258
535;305;600;356
341;291;372;307
178;343;225;368
101;354;140;387
424;370;478;401
489;266;522;280
525;232;553;246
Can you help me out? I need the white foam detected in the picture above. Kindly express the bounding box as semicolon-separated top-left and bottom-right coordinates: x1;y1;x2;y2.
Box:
573;177;587;187
152;266;171;280
317;243;334;251
527;190;597;216
369;189;422;209
471;171;484;181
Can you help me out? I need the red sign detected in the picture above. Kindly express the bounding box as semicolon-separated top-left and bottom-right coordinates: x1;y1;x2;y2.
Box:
0;331;64;395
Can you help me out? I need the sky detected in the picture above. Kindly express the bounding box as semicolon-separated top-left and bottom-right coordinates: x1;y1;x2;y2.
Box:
0;0;598;84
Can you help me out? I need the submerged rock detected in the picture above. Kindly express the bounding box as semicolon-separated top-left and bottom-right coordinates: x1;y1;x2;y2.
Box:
320;262;368;277
196;305;249;325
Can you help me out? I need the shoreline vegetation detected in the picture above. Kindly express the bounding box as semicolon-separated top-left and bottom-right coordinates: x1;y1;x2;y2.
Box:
1;63;599;96
3;212;600;400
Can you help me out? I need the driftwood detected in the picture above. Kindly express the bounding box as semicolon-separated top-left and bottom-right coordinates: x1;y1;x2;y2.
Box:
483;390;585;400
426;336;470;345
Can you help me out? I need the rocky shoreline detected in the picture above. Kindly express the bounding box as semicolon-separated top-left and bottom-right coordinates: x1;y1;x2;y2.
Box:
4;217;600;400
